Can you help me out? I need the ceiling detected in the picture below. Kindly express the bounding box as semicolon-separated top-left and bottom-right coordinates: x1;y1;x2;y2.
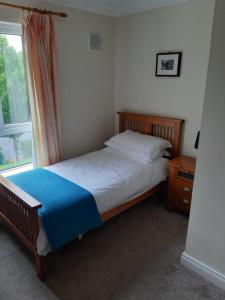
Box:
46;0;190;17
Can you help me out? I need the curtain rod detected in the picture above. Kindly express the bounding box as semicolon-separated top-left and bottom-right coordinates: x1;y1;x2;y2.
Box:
0;1;68;17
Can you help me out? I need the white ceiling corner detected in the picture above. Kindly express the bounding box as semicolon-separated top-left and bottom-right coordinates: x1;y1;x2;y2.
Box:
46;0;191;17
45;0;116;16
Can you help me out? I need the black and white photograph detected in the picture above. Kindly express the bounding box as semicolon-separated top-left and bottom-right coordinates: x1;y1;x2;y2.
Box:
156;52;182;77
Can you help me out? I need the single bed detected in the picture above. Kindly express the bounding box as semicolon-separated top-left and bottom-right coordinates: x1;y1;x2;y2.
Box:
38;149;168;255
0;112;184;280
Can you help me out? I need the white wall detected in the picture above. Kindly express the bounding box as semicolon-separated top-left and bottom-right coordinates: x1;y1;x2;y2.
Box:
182;0;225;288
0;0;216;160
115;0;215;156
0;0;115;159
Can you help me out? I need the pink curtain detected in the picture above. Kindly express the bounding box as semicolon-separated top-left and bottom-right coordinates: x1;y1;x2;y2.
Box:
23;12;62;167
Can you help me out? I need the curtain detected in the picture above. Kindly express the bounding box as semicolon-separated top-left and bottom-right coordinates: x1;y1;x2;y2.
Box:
23;12;62;167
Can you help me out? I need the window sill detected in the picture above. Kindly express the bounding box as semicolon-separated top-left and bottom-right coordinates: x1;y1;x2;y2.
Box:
1;164;33;177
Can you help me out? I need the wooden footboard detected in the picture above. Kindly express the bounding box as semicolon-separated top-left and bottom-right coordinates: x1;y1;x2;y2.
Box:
0;175;45;280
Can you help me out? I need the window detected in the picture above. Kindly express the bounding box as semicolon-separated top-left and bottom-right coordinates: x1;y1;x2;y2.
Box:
0;21;34;172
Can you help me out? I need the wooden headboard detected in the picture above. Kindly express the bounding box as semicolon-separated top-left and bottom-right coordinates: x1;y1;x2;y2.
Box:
118;112;184;158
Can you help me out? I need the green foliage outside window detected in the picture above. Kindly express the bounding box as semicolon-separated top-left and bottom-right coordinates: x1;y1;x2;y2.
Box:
0;34;33;171
0;147;5;165
0;34;29;124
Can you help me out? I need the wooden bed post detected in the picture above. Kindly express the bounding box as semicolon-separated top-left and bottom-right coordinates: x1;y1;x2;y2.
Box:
35;255;45;281
0;176;43;279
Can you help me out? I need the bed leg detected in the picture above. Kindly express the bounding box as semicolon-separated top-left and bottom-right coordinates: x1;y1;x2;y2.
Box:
35;255;45;281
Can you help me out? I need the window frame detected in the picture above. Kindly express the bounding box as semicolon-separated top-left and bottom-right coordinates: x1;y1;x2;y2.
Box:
0;21;34;172
0;21;31;136
0;21;22;36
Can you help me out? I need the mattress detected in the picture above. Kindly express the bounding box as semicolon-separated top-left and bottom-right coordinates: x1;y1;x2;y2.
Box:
37;148;168;255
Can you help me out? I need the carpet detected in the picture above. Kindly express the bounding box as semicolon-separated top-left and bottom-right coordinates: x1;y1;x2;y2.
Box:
0;192;225;300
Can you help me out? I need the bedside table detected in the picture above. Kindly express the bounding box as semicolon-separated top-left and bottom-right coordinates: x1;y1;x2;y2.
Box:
167;156;196;214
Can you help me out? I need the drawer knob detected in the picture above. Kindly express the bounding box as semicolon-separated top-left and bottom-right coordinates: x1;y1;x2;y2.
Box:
184;186;191;192
182;198;190;205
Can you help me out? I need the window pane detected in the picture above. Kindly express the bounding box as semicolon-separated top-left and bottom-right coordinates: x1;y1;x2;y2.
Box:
0;131;33;171
0;33;30;125
0;24;35;172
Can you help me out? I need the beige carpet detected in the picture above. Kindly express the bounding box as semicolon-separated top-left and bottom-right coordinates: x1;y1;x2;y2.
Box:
1;193;225;300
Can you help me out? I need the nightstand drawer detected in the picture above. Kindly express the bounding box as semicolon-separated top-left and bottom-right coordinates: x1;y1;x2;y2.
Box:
173;179;193;210
177;171;194;181
167;156;196;214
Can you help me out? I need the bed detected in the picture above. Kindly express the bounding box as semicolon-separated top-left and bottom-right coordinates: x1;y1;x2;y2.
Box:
0;112;184;281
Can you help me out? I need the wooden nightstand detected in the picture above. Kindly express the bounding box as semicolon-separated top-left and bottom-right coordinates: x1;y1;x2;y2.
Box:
167;156;196;214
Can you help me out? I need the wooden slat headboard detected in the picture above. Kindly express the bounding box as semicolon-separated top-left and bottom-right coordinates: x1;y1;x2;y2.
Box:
118;112;184;158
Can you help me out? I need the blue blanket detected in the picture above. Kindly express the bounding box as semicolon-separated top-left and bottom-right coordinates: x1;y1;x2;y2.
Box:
8;169;102;251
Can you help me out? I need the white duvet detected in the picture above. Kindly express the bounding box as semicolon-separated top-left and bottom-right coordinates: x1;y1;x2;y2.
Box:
37;148;168;255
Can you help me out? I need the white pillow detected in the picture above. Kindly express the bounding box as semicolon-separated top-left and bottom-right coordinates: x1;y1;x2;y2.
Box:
105;146;170;163
104;130;172;163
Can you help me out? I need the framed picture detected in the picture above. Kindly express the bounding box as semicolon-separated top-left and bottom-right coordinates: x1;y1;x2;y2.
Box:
155;52;182;77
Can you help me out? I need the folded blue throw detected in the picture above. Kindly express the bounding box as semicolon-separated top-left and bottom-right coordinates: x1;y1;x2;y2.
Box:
8;169;102;251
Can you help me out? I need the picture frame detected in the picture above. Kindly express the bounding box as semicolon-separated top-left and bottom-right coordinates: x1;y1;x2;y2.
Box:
155;52;182;77
89;32;102;51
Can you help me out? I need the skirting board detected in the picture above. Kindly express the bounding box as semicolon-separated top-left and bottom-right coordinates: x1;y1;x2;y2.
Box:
181;252;225;290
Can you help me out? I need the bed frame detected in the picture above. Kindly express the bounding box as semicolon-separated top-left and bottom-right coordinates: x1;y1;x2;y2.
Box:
0;112;184;281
